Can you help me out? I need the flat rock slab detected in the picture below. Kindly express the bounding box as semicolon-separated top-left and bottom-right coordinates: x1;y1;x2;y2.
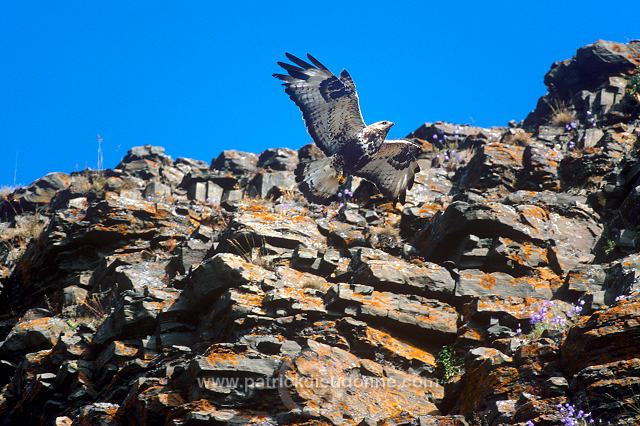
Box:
562;296;640;375
225;202;326;251
325;283;458;342
350;247;455;299
456;269;554;299
282;340;443;424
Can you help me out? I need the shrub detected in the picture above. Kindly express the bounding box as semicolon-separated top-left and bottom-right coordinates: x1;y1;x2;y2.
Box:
626;67;640;103
436;345;462;384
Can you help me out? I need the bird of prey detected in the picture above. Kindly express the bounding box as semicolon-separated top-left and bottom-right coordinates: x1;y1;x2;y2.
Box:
273;53;424;207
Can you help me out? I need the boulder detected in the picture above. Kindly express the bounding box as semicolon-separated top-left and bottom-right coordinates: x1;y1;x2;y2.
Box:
210;150;258;174
325;283;458;342
257;147;298;171
350;247;455;299
0;309;68;360
280;339;443;424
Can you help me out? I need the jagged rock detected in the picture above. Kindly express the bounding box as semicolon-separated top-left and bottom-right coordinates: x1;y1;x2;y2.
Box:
186;179;224;204
257;147;298;171
325;284;458;342
407;122;503;150
210;150;259;174
525;40;640;129
165;253;274;321
290;245;341;276
350;247;455;299
456;269;553;299
562;296;640;375
74;402;120;425
116;145;176;181
221;202;326;253
62;286;88;307
520;141;563;191
280;339;443;424
297;142;325;164
246;170;295;198
2;39;640;425
93;287;178;345
1;172;71;217
316;218;368;248
454;142;524;193
545;40;640;99
560;296;640;423
405;164;453;205
410;416;469;426
0;309;68;360
419;200;601;275
335;317;439;375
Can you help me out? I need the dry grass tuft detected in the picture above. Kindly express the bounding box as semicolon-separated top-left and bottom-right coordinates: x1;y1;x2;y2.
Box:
509;130;533;146
301;278;327;291
370;221;403;253
0;186;17;201
546;99;576;127
228;234;277;271
0;213;47;247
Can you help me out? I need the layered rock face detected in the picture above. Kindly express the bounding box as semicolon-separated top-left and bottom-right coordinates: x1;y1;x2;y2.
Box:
0;40;639;425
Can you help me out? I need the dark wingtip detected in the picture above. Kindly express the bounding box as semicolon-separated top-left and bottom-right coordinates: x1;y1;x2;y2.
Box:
285;52;314;69
306;53;328;70
277;61;309;80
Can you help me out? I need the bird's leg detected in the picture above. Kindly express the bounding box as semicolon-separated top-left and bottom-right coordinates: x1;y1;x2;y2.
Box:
337;175;353;218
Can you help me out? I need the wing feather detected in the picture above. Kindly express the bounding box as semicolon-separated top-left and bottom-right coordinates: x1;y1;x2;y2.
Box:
274;53;366;156
354;140;423;203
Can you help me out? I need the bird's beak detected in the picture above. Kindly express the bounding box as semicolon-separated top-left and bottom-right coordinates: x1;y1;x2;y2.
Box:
388;122;395;128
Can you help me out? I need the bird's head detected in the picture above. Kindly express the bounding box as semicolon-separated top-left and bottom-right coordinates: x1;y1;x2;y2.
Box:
374;120;394;130
371;120;394;136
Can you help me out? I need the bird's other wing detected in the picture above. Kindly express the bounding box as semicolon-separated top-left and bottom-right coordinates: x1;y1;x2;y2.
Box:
354;139;423;203
274;53;366;156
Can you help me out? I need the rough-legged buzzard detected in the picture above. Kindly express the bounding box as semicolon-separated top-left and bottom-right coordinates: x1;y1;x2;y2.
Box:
274;53;424;205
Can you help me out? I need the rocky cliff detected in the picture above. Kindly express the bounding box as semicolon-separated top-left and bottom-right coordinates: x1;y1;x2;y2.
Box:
0;40;639;426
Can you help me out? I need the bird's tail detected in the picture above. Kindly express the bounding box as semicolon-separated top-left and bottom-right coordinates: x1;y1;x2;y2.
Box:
295;156;342;205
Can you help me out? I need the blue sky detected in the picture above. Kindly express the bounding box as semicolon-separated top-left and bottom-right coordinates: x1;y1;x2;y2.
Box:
0;1;637;186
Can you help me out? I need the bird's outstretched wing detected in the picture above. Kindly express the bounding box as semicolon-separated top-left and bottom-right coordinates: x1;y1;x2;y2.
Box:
354;140;423;203
274;53;366;156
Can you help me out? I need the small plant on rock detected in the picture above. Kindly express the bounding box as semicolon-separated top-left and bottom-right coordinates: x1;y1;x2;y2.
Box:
525;403;595;425
605;238;617;255
516;299;585;340
436;345;462;384
557;402;594;425
626;66;640;103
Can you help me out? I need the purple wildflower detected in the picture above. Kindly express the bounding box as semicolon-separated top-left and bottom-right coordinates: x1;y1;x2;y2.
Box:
552;315;565;327
516;323;522;334
525;421;535;426
558;403;592;425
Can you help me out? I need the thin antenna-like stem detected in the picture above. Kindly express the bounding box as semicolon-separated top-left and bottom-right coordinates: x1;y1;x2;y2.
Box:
96;134;104;172
13;151;18;186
